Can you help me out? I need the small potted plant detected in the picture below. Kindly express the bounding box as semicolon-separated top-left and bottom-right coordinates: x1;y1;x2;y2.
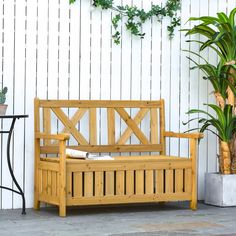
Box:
185;104;236;206
0;87;8;115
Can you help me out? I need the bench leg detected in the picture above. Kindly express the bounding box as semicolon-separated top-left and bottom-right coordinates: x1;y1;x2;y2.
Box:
59;204;66;217
34;199;40;210
190;200;197;210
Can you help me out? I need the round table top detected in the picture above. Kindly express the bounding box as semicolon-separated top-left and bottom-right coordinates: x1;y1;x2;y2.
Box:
0;115;29;119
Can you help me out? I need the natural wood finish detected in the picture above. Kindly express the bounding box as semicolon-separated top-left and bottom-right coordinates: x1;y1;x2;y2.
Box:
190;138;197;210
89;108;97;145
117;108;149;144
39;100;163;108
116;171;125;195
59;140;67;217
47;170;52;196
175;169;184;193
95;172;103;197
52;108;88;145
164;131;204;139
135;170;144;195
145;170;154;194
160;100;166;155
105;171;114;196
150;108;158;144
73;172;83;197
165;170;174;193
34;98;201;216
107;108;115;145
66;193;191;206
126;170;134;195
36;132;70;141
67;159;192;172
115;107;149;144
51;171;57;197
61;108;87;134
43;108;51;145
155;170;164;194
84;172;93;197
66;173;72;198
184;169;192;194
40;144;163;154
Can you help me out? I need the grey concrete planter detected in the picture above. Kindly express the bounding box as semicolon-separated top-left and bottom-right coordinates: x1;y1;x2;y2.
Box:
205;172;236;207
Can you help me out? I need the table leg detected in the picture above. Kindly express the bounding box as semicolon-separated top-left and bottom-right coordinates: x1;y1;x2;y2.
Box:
6;118;26;214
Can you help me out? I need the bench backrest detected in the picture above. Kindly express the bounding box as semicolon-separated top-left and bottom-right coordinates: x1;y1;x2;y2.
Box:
35;99;166;154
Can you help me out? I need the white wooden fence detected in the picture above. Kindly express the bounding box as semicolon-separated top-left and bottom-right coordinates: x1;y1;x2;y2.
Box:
0;0;234;209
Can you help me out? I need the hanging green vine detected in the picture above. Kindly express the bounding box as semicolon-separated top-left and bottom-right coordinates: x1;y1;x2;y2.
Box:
70;0;181;44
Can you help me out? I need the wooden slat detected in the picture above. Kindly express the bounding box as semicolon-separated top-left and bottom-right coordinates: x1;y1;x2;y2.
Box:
95;172;103;197
51;171;57;197
56;172;60;197
38;194;59;205
89;108;97;145
126;170;134;195
117;108;149;144
165;170;174;193
115;108;149;144
116;171;124;195
67;172;72;198
84;172;94;197
42;170;48;195
40;144;163;154
43;108;51;145
190;138;197;210
74;172;83;197
105;171;114;196
67;193;191;206
47;170;52;196
61;108;87;134
175;169;184;193
38;161;60;172
155;170;164;194
39;169;43;194
159;100;166;155
145;170;154;194
184;168;192;193
52;107;89;145
59;140;67;217
67;160;192;172
164;131;204;139
107;108;115;144
135;170;144;195
150;108;158;144
39;100;163;108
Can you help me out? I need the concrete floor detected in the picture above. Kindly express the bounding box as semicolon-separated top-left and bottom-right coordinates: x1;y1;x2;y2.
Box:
0;202;236;236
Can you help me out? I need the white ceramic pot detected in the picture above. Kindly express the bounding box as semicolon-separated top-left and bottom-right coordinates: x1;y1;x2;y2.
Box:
205;172;236;207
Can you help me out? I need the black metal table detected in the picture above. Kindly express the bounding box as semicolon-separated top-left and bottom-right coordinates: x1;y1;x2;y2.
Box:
0;115;28;214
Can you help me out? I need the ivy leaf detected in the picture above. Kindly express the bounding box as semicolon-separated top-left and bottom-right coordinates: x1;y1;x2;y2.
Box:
69;0;76;4
93;0;113;9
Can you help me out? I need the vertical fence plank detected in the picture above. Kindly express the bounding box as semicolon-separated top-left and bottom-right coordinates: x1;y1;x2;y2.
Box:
2;0;15;209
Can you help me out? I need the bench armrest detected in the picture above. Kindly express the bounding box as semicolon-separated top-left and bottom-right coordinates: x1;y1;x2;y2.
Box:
164;131;204;139
35;132;70;141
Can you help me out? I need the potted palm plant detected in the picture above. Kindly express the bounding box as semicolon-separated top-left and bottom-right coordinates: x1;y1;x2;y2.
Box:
182;8;236;172
186;104;236;206
182;8;236;206
0;86;8;115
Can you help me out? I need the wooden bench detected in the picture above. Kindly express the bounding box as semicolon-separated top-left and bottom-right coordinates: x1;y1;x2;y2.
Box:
34;98;203;216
